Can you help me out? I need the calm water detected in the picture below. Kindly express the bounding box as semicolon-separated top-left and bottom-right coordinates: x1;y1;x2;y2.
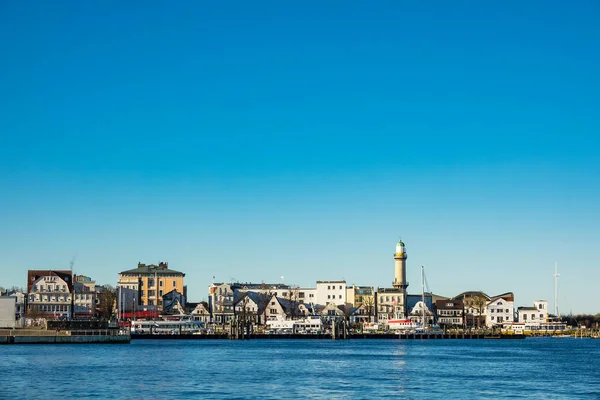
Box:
1;338;600;399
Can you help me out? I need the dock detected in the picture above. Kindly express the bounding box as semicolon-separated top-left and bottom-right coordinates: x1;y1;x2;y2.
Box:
0;328;131;344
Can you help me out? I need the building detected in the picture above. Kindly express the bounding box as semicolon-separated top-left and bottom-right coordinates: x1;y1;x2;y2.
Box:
188;302;211;324
162;289;186;314
377;240;409;321
408;301;435;326
436;299;464;327
517;300;548;324
209;283;235;324
26;270;73;319
73;275;97;318
118;262;186;312
0;295;26;328
485;293;515;327
346;285;375;309
316;280;346;306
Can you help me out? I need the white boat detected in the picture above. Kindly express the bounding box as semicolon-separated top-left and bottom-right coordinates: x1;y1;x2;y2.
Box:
131;319;204;335
387;318;419;331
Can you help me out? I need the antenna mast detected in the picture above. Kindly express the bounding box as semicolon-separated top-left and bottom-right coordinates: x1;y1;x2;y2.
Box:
421;266;426;328
553;262;560;318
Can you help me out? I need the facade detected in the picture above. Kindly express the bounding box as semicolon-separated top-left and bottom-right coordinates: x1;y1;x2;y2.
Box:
320;302;345;324
517;300;548;324
408;300;435;326
346;285;375;310
485;293;515;327
209;283;235;324
73;275;97;318
189;302;211;324
26;270;73;319
436;299;464;327
118;262;185;312
0;296;26;328
162;289;186;314
316;280;346;306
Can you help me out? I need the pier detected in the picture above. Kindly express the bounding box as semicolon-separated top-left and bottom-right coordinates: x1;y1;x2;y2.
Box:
0;328;131;344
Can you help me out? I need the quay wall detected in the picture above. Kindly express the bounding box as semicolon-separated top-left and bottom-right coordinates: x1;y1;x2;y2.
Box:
0;330;131;344
131;333;525;340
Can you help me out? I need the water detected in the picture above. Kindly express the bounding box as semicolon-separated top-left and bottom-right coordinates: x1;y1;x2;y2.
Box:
2;338;600;399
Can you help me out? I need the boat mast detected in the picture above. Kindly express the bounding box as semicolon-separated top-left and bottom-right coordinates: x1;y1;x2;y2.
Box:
421;266;426;328
554;262;560;319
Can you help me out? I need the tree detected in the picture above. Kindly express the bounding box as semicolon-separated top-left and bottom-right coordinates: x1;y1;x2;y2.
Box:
463;296;474;329
362;295;375;323
258;283;275;325
286;286;300;321
234;294;254;338
472;295;488;329
97;285;117;320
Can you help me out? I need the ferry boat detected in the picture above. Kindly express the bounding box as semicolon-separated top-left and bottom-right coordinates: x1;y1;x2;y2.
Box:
131;319;204;335
387;319;419;331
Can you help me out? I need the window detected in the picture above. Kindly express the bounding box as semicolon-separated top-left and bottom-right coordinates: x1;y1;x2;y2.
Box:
328;285;330;290
159;290;163;296
172;280;176;287
327;295;331;299
531;314;535;320
339;285;342;290
339;295;342;299
270;309;277;314
159;281;163;287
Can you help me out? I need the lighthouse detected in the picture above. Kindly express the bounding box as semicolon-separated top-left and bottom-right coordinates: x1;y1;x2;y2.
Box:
393;239;408;289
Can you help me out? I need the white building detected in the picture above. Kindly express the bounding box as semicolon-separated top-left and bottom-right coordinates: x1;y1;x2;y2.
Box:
0;296;26;328
27;270;73;319
485;293;515;328
73;275;97;318
517;300;548;324
316;280;346;306
190;303;211;324
408;301;434;326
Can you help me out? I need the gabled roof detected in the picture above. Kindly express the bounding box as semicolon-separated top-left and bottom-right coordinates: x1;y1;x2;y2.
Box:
488;292;514;303
235;291;272;314
27;270;73;293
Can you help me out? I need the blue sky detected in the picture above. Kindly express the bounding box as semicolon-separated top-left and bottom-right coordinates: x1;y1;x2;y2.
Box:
1;2;598;314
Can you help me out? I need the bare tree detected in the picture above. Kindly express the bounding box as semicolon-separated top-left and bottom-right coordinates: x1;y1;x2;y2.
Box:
258;283;275;325
363;295;375;323
97;285;117;320
287;286;300;321
472;295;488;329
463;296;475;329
234;295;252;338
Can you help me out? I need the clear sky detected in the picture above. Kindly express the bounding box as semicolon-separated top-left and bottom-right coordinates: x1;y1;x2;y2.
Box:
1;2;598;314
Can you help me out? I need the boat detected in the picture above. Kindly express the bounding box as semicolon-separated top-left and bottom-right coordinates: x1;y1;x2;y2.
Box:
387;318;419;331
131;319;204;335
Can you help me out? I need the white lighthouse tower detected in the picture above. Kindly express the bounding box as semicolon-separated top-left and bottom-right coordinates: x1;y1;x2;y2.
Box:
393;239;408;290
